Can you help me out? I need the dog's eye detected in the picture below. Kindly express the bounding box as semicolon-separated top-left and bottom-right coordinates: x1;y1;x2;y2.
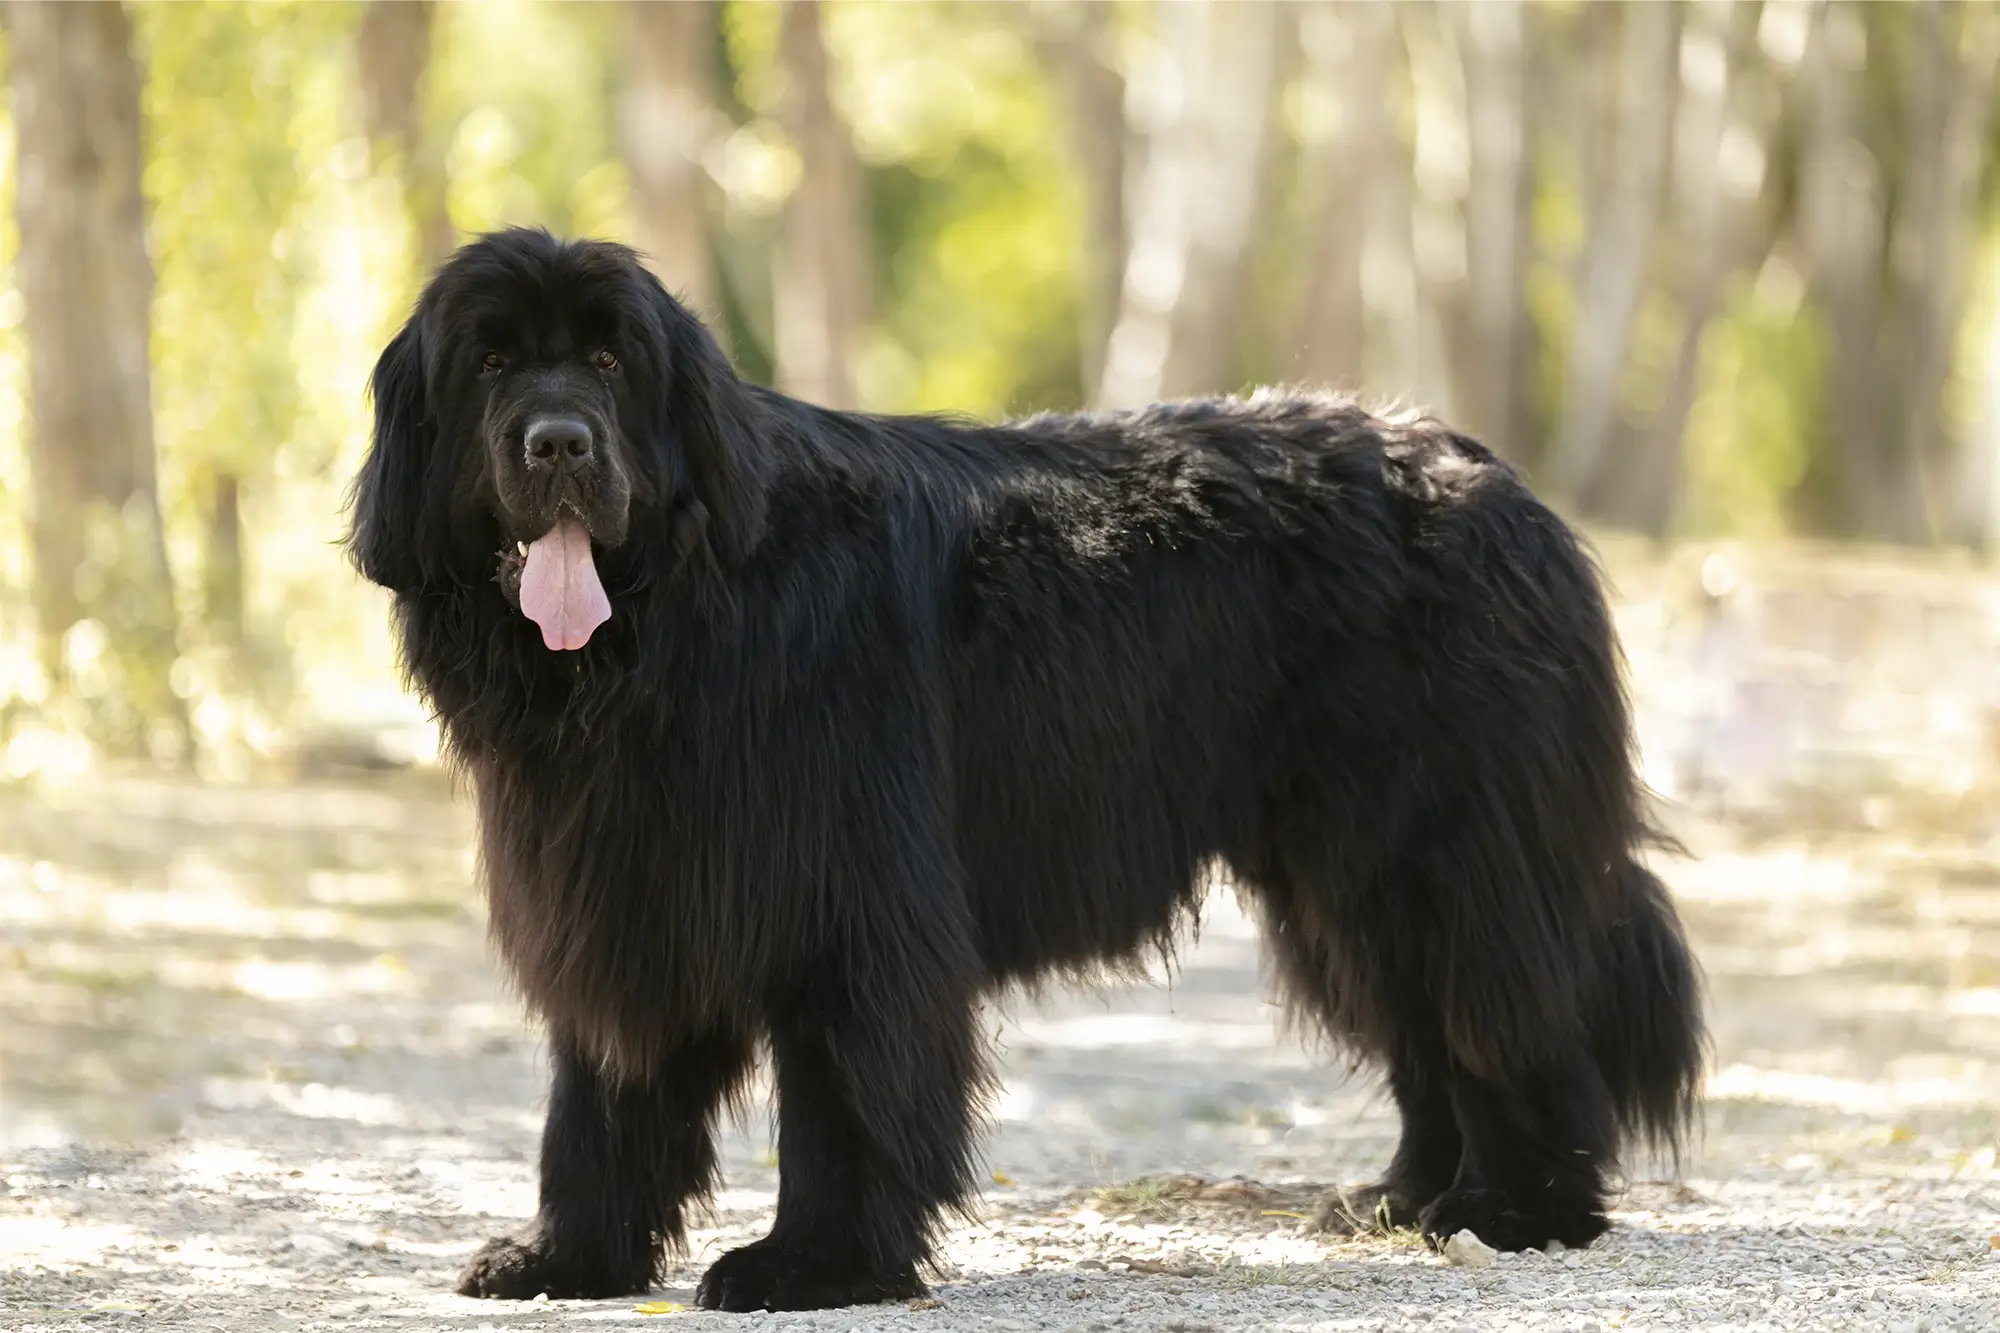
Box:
594;350;619;372
481;351;503;374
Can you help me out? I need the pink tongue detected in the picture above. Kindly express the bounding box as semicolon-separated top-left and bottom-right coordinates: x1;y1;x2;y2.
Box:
518;517;611;651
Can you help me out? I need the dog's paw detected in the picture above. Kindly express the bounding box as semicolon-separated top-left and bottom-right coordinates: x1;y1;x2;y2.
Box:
456;1232;650;1300
1310;1181;1430;1236
694;1238;925;1313
1418;1186;1608;1253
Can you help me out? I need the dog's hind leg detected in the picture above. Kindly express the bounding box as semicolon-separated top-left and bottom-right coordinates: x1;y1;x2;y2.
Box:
1311;1055;1460;1236
695;965;987;1313
1249;861;1460;1236
1257;826;1644;1253
1382;836;1635;1253
1417;1045;1620;1251
458;1027;754;1299
1414;855;1703;1252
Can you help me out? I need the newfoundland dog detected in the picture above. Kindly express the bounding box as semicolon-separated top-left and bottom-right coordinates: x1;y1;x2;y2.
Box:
348;228;1704;1312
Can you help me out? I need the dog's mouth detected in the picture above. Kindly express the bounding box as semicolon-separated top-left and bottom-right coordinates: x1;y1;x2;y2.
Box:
494;507;611;652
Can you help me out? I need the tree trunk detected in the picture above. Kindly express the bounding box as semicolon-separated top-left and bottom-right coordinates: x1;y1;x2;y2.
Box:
1901;1;1996;544
621;0;721;320
1943;1;2000;545
1452;0;1540;460
1794;0;1907;540
1027;1;1126;399
1399;2;1473;425
1365;6;1450;413
1597;0;1767;536
1960;263;2000;550
1290;1;1386;394
1550;0;1680;509
356;0;452;277
774;0;869;409
11;1;184;755
1097;0;1281;408
202;473;243;644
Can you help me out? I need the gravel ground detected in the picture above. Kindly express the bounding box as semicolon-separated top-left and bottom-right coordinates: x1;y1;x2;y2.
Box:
4;764;2000;1331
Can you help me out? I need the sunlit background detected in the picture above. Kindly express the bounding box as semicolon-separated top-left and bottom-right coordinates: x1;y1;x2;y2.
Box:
1;0;1998;784
6;2;2000;1321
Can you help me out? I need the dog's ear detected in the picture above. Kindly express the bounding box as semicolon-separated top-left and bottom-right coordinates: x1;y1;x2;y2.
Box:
347;319;434;591
658;297;772;565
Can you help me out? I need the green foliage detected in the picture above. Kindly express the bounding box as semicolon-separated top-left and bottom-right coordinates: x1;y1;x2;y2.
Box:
1683;263;1824;539
429;0;627;245
46;498;186;764
832;1;1086;415
134;2;377;768
0;0;1994;775
139;3;322;615
852;6;1086;417
730;1;1087;416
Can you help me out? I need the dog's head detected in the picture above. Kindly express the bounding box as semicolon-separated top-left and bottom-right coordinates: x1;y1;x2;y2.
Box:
348;228;769;650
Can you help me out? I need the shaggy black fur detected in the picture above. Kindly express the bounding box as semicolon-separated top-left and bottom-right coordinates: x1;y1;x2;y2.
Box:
348;229;1706;1312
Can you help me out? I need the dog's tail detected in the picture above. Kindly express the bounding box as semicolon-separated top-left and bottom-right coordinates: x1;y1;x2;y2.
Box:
1590;857;1706;1165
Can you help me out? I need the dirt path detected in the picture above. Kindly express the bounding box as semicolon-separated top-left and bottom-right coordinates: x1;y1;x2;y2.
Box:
4;772;2000;1330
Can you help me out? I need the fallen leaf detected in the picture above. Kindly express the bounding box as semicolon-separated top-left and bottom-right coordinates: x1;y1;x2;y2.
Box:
991;1171;1015;1186
907;1297;944;1309
634;1301;683;1314
1262;1209;1309;1220
1890;1125;1918;1145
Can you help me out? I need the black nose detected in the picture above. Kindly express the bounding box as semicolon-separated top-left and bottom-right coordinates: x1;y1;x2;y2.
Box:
525;416;594;467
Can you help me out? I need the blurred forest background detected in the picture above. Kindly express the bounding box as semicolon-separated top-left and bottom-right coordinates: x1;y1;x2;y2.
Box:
3;0;2000;785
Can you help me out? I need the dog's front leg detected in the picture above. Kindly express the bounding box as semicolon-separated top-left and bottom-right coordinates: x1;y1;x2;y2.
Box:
459;1028;752;1300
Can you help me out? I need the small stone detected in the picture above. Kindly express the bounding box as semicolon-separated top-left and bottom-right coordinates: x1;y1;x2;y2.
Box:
284;1233;342;1259
1443;1231;1497;1270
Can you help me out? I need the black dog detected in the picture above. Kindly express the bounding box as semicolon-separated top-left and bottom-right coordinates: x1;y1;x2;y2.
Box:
348;228;1704;1312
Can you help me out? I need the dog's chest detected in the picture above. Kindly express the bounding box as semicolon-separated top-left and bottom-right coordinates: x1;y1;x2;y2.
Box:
470;754;749;1071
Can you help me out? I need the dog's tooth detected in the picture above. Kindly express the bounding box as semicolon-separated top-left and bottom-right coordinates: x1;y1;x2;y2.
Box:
517;541;528;556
